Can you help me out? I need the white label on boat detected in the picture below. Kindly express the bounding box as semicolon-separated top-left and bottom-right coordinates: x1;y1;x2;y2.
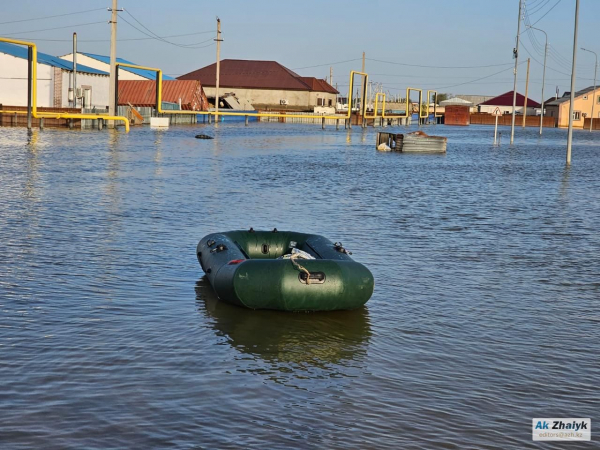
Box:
289;241;297;248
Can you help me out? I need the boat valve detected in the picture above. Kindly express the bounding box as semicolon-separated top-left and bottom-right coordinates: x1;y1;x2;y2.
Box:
207;239;216;247
334;242;352;255
210;244;228;253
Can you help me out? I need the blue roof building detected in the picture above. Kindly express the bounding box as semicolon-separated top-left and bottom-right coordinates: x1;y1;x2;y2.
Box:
0;42;107;75
59;52;173;81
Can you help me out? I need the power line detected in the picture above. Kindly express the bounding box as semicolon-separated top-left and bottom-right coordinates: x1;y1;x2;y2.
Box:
16;30;216;43
122;9;175;44
119;15;213;49
529;0;563;26
429;64;524;90
0;7;106;26
368;73;509;79
527;0;551;15
292;59;362;70
366;57;513;69
523;6;595;73
2;21;106;36
120;9;212;49
520;39;595;81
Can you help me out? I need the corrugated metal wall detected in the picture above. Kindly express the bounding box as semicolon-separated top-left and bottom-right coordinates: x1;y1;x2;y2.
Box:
445;105;470;126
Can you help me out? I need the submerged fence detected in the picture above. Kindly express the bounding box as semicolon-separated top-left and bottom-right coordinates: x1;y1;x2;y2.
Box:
470;113;556;127
259;111;348;125
80;105;197;128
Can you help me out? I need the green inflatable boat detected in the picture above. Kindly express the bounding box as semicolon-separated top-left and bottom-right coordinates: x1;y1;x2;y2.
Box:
196;229;374;311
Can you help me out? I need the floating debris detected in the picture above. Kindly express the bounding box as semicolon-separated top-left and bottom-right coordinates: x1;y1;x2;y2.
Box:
195;134;214;139
376;131;447;153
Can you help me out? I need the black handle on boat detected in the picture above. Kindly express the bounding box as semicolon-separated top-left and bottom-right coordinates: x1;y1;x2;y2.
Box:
334;242;352;255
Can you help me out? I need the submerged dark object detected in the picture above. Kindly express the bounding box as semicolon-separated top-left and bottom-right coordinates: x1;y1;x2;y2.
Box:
196;229;374;311
195;134;214;139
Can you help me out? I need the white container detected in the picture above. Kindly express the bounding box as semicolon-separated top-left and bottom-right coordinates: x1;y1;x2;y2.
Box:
150;117;169;128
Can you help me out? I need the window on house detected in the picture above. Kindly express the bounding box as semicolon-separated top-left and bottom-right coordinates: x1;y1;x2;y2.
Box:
597;95;600;104
573;111;581;120
328;99;333;107
317;98;324;106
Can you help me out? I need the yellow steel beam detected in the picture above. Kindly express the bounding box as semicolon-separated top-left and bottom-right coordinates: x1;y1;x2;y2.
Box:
406;88;427;119
427;90;441;118
0;37;129;131
365;92;386;119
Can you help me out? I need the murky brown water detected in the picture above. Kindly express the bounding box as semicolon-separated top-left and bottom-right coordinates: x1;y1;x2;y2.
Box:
1;123;598;449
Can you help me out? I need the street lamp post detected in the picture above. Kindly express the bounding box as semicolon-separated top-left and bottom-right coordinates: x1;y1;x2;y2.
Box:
566;0;580;165
581;47;598;132
527;25;548;135
510;0;524;145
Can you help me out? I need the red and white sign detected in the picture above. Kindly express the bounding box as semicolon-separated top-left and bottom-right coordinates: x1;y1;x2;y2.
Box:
492;107;502;117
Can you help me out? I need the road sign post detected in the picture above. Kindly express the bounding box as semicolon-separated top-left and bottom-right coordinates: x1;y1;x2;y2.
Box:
492;107;502;146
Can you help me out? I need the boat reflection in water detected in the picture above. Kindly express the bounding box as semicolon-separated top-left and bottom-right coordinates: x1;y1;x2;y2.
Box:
195;277;372;383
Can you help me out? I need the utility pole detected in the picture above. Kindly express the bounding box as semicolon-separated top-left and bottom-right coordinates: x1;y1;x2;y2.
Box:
214;18;222;124
522;58;530;127
592;57;597;132
27;46;32;129
511;0;523;144
527;26;548;135
566;0;580;164
361;51;365;121
73;33;77;108
108;0;119;127
581;47;597;132
329;66;333;85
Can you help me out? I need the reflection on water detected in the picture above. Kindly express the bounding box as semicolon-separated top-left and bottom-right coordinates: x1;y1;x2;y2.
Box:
195;277;371;383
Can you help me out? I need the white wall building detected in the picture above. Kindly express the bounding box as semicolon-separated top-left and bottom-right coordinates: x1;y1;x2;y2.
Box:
0;42;110;109
477;90;540;116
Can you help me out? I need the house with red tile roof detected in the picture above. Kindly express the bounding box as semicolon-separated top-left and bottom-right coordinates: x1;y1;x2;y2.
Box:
478;90;540;116
178;59;338;111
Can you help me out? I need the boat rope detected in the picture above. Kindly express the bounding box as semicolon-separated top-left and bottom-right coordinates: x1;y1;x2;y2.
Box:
290;253;311;285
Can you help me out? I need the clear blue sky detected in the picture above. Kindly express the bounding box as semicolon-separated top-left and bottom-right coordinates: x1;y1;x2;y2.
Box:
3;0;600;100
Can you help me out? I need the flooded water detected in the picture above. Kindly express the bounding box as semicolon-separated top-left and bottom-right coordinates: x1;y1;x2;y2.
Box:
1;123;598;449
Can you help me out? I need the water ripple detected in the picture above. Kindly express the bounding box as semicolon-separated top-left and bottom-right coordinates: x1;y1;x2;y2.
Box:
0;124;599;449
